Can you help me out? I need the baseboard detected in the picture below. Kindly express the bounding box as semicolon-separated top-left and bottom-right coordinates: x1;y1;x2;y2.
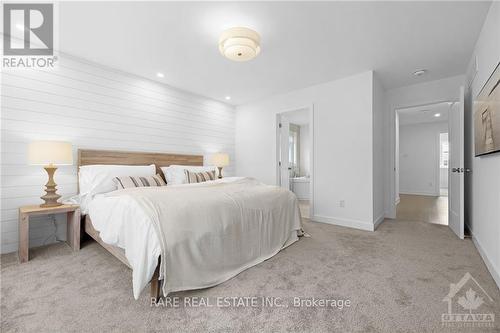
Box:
471;232;500;291
373;214;385;230
385;208;396;220
311;214;375;231
399;191;439;197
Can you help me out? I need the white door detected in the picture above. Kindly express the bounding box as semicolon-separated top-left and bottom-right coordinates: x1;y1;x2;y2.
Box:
278;116;290;190
448;86;465;239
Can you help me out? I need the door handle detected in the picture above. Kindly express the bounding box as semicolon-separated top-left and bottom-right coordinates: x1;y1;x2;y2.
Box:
452;168;464;173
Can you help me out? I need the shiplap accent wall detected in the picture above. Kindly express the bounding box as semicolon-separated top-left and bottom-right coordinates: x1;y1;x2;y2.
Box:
0;55;235;254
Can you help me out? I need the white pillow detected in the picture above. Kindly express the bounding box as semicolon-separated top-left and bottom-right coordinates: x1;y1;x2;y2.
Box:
161;165;217;185
79;164;156;196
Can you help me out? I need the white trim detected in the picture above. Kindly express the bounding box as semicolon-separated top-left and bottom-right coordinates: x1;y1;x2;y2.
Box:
374;214;385;230
471;233;500;290
312;214;375;231
309;104;315;218
389;99;458;221
434;131;441;196
399;191;439;197
395;197;401;205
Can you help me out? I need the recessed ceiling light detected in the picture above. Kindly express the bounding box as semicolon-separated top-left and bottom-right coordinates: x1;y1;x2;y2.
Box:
413;69;427;77
16;24;24;31
219;27;261;62
225;96;231;100
156;72;164;78
434;113;441;117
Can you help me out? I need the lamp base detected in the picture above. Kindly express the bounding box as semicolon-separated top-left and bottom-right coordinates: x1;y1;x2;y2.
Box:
217;166;223;179
40;166;62;207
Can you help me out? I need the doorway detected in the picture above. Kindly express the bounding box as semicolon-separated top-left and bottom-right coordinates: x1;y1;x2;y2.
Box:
395;102;450;225
276;106;313;219
391;87;465;238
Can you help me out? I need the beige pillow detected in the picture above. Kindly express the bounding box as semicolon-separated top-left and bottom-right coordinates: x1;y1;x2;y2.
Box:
184;170;216;184
114;174;166;189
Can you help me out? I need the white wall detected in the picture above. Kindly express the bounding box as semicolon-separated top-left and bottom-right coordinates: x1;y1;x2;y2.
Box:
384;75;465;218
236;71;379;230
299;124;310;177
464;2;500;288
0;54;235;254
399;121;448;196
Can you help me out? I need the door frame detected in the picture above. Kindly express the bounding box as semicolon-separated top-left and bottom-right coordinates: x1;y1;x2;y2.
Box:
276;105;314;217
389;99;456;218
438;131;450;197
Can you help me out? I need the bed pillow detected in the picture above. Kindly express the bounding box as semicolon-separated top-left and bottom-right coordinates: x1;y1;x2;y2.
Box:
160;165;217;185
185;170;217;184
114;174;166;189
79;164;156;196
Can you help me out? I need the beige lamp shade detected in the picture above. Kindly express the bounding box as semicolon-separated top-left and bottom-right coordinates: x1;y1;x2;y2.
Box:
28;141;73;166
211;153;230;167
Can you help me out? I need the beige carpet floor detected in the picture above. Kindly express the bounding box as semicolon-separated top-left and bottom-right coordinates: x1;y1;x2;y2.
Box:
1;218;499;333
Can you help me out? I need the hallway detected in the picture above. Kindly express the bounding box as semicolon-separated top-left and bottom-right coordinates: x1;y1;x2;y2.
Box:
396;194;448;225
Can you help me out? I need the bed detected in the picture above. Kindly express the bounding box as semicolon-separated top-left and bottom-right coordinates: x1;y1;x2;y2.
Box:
77;149;302;301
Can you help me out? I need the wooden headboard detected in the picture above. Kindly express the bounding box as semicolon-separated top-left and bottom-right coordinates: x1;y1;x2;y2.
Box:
77;149;204;178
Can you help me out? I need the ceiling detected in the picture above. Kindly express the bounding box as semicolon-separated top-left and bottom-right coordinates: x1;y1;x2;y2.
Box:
59;2;491;105
398;102;450;126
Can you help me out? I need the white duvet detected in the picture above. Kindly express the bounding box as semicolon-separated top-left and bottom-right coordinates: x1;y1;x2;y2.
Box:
88;177;302;299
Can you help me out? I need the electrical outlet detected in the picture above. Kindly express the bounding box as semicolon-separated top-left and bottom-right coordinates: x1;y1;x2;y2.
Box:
339;200;345;208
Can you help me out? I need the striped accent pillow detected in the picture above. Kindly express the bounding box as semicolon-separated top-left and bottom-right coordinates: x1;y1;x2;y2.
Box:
114;174;166;189
185;170;216;184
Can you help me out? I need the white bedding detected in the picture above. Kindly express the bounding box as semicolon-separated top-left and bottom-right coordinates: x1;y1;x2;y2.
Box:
88;177;301;299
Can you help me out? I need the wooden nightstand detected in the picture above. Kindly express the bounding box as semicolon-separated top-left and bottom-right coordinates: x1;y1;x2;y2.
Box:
18;204;81;263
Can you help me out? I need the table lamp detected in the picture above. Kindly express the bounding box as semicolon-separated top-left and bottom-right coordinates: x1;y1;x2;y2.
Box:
211;153;229;179
28;141;73;207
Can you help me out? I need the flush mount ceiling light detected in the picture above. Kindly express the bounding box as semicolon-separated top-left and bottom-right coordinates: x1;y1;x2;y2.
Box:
434;113;441;117
156;72;164;78
219;27;261;62
225;96;231;100
413;69;427;77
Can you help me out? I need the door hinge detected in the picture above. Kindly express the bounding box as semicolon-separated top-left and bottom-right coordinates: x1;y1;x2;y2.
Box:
279;123;282;128
279;161;281;166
